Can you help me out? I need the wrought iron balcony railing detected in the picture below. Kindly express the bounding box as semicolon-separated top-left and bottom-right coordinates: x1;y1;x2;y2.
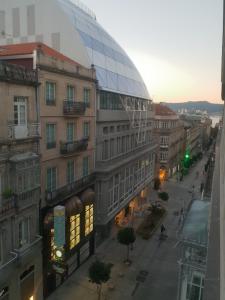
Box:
60;138;88;156
45;173;95;205
0;196;16;217
8;123;40;140
63;101;86;116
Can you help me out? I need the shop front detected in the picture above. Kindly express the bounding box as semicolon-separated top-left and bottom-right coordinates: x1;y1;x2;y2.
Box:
42;188;95;298
114;187;150;228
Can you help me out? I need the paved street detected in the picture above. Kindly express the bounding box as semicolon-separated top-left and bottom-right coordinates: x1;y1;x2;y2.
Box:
48;155;209;300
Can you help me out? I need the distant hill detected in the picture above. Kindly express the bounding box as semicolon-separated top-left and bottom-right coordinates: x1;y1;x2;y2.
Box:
162;101;223;114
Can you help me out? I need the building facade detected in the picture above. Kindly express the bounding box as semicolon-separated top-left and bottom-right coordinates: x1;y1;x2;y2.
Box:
177;200;210;300
95;93;156;239
0;62;42;300
37;47;96;297
180;115;202;159
0;43;97;297
153;104;185;180
0;0;157;293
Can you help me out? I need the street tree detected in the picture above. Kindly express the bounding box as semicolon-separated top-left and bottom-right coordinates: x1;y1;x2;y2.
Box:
89;259;112;300
117;227;136;263
158;191;169;201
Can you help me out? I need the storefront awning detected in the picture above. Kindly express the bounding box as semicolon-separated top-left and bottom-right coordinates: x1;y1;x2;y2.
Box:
80;188;95;204
65;196;83;215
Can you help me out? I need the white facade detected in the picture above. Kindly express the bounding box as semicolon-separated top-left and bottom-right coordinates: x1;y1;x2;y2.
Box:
0;0;149;99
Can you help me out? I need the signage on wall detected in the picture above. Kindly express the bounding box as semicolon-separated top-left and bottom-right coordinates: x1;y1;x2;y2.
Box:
54;205;65;247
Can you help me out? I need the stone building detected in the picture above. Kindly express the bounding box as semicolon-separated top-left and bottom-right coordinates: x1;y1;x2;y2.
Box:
0;43;97;297
153;103;185;180
180;115;203;159
0;62;42;300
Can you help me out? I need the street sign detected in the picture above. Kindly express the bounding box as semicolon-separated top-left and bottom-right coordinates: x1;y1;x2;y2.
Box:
54;205;65;247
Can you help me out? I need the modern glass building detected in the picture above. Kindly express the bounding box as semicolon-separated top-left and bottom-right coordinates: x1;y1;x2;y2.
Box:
0;0;149;100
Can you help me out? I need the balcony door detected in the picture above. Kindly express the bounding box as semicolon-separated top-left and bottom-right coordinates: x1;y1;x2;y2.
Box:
14;97;28;139
67;123;75;142
67;85;75;102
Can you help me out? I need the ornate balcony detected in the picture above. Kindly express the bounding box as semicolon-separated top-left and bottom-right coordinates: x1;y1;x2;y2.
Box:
0;196;16;219
60;138;88;156
63;101;86;116
45;173;95;205
8;123;40;140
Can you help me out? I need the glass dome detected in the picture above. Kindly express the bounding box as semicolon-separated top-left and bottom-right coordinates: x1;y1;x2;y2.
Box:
57;0;150;99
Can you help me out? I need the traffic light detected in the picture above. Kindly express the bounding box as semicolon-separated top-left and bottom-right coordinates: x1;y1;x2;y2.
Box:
184;149;190;168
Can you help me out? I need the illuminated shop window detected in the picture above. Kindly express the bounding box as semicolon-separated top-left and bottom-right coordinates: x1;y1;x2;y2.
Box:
85;204;94;236
50;228;56;260
70;214;80;249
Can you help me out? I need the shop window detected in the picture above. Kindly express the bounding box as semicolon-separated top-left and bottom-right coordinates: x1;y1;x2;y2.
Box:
50;228;56;261
85;204;93;236
70;214;80;249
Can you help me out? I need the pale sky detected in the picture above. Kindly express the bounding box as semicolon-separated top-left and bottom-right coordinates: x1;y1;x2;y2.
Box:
78;0;223;103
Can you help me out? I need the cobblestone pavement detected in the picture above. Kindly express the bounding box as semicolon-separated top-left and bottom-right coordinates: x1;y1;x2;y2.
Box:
48;155;209;300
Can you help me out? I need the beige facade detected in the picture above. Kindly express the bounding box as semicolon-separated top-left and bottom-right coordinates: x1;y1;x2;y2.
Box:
0;63;42;300
0;44;97;298
37;54;96;204
153;104;185;179
34;49;96;297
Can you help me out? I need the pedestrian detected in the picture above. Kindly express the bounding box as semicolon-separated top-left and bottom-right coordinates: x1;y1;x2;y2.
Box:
160;224;166;234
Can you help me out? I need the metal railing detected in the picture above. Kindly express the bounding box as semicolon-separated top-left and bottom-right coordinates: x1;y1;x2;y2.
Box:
60;138;88;155
63;101;86;116
0;196;16;217
8;123;40;139
45;173;95;204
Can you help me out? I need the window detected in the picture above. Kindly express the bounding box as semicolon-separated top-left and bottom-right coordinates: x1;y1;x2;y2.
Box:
160;136;169;146
83;88;90;107
186;272;205;300
103;127;108;134
14;97;27;125
67;160;75;184
102;140;109;160
70;214;80;249
83;122;90;138
46;124;56;149
67;123;75;142
160;150;168;161
110;139;114;157
67;85;75;102
46;167;57;191
46;82;56;105
83;157;89;177
85;204;93;236
19;218;30;248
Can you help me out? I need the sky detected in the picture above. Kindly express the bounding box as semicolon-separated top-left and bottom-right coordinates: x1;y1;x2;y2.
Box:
78;0;223;103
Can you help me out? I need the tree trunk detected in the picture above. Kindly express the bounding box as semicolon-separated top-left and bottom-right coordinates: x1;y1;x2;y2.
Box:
97;284;102;300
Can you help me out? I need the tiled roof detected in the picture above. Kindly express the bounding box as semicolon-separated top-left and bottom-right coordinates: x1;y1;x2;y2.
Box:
154;103;177;116
0;42;79;66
